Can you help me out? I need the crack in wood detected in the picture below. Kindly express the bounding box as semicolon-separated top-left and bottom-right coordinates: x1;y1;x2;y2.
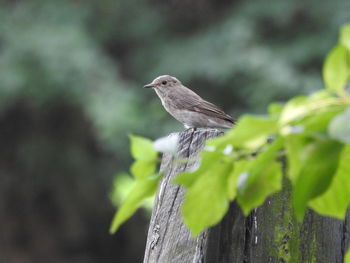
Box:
155;185;181;262
243;212;253;263
150;224;160;250
155;130;195;261
341;210;349;260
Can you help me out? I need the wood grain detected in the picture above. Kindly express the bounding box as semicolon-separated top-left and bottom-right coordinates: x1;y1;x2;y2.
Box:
143;129;350;263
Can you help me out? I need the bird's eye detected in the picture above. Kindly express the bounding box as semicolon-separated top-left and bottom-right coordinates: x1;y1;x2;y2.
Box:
162;81;167;85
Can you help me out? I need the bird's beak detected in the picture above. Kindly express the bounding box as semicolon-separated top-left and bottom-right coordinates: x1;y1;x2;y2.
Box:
143;83;157;88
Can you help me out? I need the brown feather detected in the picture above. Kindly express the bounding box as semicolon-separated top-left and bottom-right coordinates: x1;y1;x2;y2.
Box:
192;101;235;124
169;86;235;124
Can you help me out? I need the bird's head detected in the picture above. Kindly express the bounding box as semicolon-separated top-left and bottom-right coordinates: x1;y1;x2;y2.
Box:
143;75;181;89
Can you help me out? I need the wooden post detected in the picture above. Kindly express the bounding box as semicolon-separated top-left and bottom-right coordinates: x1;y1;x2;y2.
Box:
143;130;350;263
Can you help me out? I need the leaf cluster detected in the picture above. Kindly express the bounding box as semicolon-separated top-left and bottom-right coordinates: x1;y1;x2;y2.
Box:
174;23;350;234
111;24;350;243
109;135;160;233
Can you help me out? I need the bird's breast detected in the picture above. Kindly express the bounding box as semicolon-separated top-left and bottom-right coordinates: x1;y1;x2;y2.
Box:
154;90;185;121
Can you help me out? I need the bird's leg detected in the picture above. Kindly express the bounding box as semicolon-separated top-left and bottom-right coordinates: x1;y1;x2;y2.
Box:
184;126;197;133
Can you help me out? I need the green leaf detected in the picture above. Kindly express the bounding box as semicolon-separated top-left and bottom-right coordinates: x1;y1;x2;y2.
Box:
284;108;344;184
227;160;248;200
340;23;350;51
109;174;161;233
172;169;199;188
177;157;233;236
323;44;349;93
129;134;157;161
346;248;350;263
279;96;308;127
268;102;284;115
110;173;134;206
284;134;307;184
329;107;350;143
208;115;278;150
309;146;350;219
130;159;157;179
173;147;224;188
279;91;336;127
296;107;343;134
237;138;283;215
292;138;343;220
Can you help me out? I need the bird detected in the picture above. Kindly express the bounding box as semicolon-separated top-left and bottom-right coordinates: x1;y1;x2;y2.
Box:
143;75;234;130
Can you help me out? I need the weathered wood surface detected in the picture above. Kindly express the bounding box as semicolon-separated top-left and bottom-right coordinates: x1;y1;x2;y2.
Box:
143;129;350;263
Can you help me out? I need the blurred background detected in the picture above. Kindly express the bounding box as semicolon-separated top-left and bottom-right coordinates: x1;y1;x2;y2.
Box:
0;0;349;262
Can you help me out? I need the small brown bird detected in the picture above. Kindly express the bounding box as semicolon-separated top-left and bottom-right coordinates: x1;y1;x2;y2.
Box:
144;75;234;129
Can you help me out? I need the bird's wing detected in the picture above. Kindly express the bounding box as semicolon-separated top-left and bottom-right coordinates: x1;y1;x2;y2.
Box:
170;87;235;123
191;100;235;123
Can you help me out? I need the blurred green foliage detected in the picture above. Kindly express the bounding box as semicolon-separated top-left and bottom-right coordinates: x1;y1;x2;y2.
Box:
110;135;159;233
1;0;350;162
